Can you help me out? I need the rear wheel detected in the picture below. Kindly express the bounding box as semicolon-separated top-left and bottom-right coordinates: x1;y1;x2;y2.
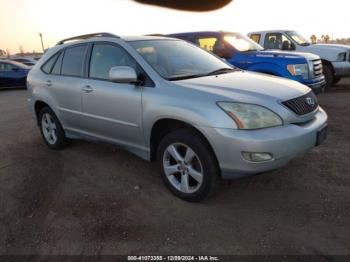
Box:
323;64;334;92
157;129;220;202
39;107;67;150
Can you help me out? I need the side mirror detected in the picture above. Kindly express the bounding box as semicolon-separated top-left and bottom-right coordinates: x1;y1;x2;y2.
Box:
109;66;138;84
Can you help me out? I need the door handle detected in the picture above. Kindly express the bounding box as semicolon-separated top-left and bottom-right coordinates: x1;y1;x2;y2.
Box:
82;85;94;93
45;80;52;87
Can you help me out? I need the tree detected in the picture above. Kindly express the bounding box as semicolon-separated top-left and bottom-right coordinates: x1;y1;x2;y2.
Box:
310;35;317;44
321;35;330;43
324;35;330;43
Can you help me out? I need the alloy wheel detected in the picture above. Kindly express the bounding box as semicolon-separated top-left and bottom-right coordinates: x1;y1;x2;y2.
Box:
163;143;204;194
41;113;57;145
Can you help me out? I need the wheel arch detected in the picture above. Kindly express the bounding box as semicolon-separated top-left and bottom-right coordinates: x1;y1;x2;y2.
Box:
321;59;335;74
34;100;50;125
149;118;219;168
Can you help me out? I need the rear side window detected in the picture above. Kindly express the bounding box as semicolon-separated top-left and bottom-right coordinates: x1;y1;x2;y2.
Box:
250;34;261;44
197;37;218;52
51;52;64;75
61;45;88;77
41;52;60;74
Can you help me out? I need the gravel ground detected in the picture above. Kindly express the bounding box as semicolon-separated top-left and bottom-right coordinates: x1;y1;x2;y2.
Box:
0;80;349;256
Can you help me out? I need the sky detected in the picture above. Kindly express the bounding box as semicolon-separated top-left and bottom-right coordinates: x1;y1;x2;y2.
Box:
0;0;349;54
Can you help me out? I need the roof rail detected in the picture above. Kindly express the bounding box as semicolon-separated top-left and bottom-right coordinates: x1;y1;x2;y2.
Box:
56;32;120;45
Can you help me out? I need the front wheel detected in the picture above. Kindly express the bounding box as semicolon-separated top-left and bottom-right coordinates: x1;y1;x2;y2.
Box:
157;129;220;202
323;64;334;92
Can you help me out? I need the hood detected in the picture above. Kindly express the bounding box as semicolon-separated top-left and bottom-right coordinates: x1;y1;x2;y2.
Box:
257;50;319;60
175;71;310;102
303;44;350;61
311;44;350;52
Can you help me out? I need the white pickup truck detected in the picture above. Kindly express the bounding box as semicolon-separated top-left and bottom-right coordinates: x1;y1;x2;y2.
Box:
248;30;350;89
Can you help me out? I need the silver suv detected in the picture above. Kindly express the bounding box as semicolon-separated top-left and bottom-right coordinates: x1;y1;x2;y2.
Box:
27;33;328;202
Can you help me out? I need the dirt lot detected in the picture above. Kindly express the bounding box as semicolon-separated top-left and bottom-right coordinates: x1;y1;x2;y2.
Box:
0;79;350;256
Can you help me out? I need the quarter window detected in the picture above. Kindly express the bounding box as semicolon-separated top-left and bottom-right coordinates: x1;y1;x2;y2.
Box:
41;52;60;74
51;52;64;75
61;45;88;77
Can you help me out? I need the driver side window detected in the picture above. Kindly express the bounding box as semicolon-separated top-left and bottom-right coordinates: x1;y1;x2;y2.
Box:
264;33;293;50
89;43;154;86
89;44;138;81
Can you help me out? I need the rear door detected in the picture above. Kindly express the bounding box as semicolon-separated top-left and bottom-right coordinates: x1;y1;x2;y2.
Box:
41;44;88;131
80;42;145;148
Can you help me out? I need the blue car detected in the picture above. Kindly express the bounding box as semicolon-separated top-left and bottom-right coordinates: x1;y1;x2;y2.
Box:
166;31;326;93
0;60;30;88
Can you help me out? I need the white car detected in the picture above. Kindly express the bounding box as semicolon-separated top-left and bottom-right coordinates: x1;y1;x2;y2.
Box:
248;30;350;89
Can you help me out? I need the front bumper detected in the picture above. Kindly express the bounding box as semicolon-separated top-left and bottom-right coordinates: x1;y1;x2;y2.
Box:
202;107;328;180
301;76;326;94
332;61;350;77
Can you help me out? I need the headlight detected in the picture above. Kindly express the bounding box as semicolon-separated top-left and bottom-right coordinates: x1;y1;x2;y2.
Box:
337;52;347;62
217;102;283;130
287;64;309;79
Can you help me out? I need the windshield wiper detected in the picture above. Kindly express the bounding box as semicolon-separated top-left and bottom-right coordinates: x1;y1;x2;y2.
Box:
168;68;236;81
168;73;207;81
206;68;236;76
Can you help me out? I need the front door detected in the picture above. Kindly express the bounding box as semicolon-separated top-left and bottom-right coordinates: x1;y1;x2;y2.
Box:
81;42;144;148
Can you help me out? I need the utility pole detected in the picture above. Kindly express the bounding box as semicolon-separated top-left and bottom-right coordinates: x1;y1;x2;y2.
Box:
39;33;45;52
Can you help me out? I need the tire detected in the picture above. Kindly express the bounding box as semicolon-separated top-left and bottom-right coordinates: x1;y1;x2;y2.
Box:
322;64;334;92
38;107;67;150
157;129;220;202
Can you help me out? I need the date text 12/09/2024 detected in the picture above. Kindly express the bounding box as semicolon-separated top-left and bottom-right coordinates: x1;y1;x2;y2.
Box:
127;256;220;261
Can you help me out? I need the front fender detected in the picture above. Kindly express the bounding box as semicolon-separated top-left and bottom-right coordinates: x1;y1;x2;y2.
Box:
245;62;287;77
142;105;229;148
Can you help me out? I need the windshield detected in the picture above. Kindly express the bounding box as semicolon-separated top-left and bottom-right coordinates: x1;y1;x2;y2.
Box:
129;40;233;80
223;33;264;52
286;31;310;46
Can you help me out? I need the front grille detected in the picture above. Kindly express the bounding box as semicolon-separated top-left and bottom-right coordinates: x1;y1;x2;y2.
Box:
282;92;318;115
312;59;323;77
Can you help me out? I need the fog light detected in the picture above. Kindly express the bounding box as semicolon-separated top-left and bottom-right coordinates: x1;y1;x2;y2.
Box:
242;152;273;162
